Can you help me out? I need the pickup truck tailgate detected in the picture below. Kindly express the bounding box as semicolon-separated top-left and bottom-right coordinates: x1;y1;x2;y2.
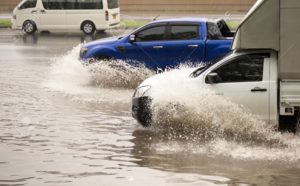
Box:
280;81;300;106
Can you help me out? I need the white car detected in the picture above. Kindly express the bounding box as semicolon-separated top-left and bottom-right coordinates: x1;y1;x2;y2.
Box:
12;0;120;35
132;50;299;132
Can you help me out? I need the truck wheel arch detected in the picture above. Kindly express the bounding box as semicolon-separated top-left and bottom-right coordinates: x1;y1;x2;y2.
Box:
89;46;118;59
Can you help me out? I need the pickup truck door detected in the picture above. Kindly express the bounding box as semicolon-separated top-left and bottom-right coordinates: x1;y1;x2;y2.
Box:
204;54;270;121
124;25;168;70
162;25;205;67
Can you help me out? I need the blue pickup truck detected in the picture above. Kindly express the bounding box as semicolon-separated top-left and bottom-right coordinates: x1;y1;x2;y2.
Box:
80;18;234;70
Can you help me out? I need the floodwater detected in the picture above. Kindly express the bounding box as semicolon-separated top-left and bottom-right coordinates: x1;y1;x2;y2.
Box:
0;29;300;186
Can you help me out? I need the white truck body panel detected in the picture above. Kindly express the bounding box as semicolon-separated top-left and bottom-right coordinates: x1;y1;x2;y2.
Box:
232;0;300;80
280;1;300;79
280;81;300;107
232;0;279;51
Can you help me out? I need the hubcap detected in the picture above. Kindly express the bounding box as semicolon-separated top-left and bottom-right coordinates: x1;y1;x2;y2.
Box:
25;22;33;32
84;23;93;33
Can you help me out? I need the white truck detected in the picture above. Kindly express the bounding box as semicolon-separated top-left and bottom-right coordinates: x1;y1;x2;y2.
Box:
132;0;300;132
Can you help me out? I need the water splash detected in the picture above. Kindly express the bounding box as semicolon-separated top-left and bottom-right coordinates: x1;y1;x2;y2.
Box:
88;60;154;89
44;44;155;92
44;44;93;94
145;68;300;150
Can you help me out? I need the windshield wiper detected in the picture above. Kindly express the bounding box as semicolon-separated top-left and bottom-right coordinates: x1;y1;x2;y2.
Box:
190;62;214;78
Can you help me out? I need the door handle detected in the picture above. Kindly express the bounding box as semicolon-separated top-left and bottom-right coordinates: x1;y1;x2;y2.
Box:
188;44;199;48
251;87;267;92
40;10;46;13
153;46;163;49
31;10;37;13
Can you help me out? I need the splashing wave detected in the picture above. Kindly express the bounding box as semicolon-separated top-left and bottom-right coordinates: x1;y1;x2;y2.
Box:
145;68;299;149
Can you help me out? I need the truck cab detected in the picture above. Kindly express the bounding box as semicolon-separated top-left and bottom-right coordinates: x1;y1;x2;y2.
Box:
199;50;278;124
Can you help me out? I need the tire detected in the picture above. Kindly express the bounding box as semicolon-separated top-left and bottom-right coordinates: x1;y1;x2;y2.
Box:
23;20;37;34
296;111;300;133
81;21;96;35
279;110;299;133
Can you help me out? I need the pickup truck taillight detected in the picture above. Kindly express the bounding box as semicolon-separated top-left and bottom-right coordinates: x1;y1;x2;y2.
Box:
105;11;109;21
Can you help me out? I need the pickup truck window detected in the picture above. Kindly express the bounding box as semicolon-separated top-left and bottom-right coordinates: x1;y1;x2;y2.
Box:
136;26;166;42
170;25;198;40
212;55;264;83
207;22;224;40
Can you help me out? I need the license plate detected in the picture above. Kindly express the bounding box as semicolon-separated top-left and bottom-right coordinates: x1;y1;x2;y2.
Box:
112;14;117;19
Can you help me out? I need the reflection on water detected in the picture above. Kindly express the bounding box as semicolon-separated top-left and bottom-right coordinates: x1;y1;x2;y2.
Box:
0;30;300;186
20;32;115;45
132;129;300;185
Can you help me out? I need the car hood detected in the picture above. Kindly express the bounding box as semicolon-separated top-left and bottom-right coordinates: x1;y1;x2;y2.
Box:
139;67;198;88
83;36;121;48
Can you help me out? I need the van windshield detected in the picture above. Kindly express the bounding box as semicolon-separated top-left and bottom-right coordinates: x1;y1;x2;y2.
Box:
19;0;37;9
108;0;119;9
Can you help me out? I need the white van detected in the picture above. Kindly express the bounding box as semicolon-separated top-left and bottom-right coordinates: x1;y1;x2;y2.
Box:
12;0;120;35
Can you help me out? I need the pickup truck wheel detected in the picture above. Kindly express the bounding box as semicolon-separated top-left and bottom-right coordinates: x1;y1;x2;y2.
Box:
82;21;96;35
23;20;37;34
279;111;299;133
296;111;300;133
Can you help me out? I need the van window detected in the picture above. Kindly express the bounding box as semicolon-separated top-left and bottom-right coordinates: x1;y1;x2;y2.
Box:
136;26;166;42
77;0;103;9
108;0;119;9
20;0;37;9
64;0;103;9
211;55;264;83
170;25;198;40
42;0;65;10
65;0;76;9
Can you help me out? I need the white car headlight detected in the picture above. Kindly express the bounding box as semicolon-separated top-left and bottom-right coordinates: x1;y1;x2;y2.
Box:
133;85;151;98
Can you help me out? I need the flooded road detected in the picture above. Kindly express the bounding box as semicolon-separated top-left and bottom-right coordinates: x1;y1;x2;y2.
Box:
0;29;300;186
